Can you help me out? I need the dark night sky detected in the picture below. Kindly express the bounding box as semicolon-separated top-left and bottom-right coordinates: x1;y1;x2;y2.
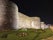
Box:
11;0;53;24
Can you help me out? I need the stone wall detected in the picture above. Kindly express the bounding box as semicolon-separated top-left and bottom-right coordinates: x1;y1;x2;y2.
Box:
18;12;32;29
31;17;41;29
50;25;53;31
0;0;49;30
18;12;41;29
41;22;45;30
18;12;49;30
0;0;19;30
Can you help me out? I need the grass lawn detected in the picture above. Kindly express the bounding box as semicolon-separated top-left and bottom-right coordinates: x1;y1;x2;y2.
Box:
0;28;53;40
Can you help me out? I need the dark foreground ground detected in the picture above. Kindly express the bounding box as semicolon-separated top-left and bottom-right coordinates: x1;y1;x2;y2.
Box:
0;28;53;40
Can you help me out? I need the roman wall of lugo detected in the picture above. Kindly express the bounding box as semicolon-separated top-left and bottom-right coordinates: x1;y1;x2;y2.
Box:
0;0;19;30
31;17;41;29
41;22;45;30
18;12;32;29
50;25;53;31
18;12;50;30
0;0;51;30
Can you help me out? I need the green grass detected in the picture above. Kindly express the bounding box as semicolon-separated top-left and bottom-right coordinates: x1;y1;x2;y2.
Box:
0;28;53;40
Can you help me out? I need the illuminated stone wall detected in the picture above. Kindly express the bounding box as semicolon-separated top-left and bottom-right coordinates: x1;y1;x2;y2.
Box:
18;12;41;29
0;0;9;30
31;17;41;29
18;12;31;29
0;0;50;30
18;12;49;29
50;25;53;31
41;22;45;29
0;0;19;30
